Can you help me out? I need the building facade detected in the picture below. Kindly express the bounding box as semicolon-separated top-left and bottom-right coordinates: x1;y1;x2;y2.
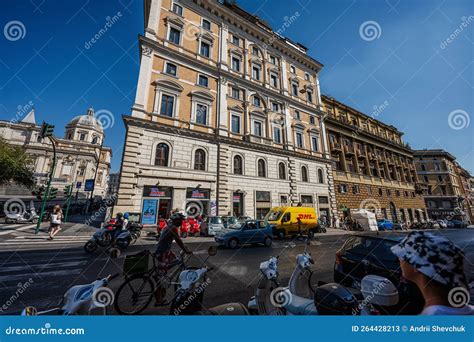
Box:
0;109;112;200
455;163;474;223
114;0;336;224
322;96;427;224
413;149;470;221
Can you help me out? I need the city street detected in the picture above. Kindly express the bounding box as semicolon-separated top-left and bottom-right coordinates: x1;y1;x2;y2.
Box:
1;221;473;315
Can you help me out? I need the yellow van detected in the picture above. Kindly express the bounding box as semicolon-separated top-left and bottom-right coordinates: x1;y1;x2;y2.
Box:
265;206;319;239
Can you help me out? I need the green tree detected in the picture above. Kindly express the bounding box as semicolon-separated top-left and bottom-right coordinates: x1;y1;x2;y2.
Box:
0;137;35;188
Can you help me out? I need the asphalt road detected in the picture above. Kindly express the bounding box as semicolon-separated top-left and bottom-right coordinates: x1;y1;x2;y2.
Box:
1;228;473;315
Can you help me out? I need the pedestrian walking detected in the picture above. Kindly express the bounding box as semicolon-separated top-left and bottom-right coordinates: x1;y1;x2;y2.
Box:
48;205;63;240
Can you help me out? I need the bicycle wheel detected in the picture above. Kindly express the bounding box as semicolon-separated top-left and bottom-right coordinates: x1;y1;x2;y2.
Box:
114;274;155;315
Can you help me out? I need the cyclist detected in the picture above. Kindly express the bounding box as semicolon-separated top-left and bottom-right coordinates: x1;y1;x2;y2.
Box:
154;211;192;304
391;231;474;315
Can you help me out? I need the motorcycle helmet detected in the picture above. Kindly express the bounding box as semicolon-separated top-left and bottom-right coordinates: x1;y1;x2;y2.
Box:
116;212;124;219
314;283;359;315
170;211;186;226
124;212;130;219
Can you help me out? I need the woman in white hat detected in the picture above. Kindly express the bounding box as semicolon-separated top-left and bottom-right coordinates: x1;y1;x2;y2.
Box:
391;231;473;315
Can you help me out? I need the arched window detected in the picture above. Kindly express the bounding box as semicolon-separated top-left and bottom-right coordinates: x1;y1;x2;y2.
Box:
278;162;286;180
194;149;206;170
233;155;243;175
318;169;324;183
155;143;170;166
301;166;309;182
257;159;266;177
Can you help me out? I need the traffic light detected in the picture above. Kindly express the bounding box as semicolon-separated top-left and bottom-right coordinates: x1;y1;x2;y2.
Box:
32;186;46;200
63;184;73;197
39;122;55;139
48;187;58;200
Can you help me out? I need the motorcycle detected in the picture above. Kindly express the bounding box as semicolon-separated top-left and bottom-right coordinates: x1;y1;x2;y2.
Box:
156;218;168;239
188;218;201;237
21;274;118;315
170;246;249;315
248;240;399;315
5;207;39;224
84;219;134;254
180;219;190;238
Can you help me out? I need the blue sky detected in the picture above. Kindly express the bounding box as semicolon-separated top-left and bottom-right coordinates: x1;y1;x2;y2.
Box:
0;0;472;173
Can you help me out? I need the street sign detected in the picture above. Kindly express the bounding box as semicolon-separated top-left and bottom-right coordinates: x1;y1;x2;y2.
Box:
76;181;82;189
84;179;94;192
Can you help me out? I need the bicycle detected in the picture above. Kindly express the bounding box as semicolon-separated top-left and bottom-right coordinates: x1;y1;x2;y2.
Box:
114;250;190;315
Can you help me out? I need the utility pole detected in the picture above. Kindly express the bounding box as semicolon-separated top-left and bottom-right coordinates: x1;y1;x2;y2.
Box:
88;141;104;213
36;122;56;234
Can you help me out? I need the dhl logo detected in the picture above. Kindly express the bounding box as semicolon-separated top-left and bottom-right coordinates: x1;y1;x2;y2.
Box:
297;214;314;219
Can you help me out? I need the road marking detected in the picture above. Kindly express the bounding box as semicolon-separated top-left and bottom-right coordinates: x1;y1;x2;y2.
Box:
1;260;88;273
0;224;37;235
0;269;83;282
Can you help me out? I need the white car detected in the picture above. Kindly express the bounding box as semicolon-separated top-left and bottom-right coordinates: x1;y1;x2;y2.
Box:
200;216;225;236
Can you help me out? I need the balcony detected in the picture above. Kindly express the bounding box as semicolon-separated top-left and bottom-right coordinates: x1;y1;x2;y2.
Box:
244;134;272;145
330;142;342;153
356;149;366;159
386;157;395;165
344;145;355;156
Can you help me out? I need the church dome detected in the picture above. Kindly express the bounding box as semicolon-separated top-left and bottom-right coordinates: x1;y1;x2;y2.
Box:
67;108;103;132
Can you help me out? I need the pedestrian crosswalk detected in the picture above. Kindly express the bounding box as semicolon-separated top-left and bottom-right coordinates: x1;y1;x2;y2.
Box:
0;243;116;314
0;223;38;236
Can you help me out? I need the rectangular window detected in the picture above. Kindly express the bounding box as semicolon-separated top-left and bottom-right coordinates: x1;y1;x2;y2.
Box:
202;19;211;30
272;102;279;112
172;3;183;15
270;55;276;64
280;195;288;204
273;126;282;144
270;74;278;88
294;110;300;120
252;46;259;55
252;65;261;80
292;83;298;96
160;95;175;117
198;75;208;87
195;104;208;125
301;195;313;204
253;121;263;137
165;63;177;76
296;132;304;148
168;27;181;45
310;116;315;124
231;114;240;134
311;136;318;151
307;91;313;103
339;184;348;193
253;97;260;107
318;196;329;204
290;65;296;74
200;41;210;57
231;56;240;71
231;87;240;99
232;35;240;46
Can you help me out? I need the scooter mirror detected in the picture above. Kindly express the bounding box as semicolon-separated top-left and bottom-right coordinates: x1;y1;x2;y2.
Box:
109;248;121;259
208;245;218;256
361;275;399;306
21;306;38;316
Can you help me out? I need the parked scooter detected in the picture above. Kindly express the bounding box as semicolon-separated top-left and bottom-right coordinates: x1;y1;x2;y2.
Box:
170;246;249;315
180;219;190;238
5;207;39;224
84;219;133;254
21;274;118;315
248;240;399;315
188;217;201;237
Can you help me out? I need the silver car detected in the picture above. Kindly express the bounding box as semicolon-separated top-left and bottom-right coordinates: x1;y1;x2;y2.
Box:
200;216;225;236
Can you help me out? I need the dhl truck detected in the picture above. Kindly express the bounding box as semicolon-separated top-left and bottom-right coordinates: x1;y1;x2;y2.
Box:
264;206;319;239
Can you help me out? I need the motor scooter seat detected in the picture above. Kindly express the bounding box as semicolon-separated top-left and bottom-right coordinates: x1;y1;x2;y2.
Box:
284;294;317;315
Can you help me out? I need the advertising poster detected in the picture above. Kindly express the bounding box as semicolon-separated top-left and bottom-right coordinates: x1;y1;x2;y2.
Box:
141;199;157;225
